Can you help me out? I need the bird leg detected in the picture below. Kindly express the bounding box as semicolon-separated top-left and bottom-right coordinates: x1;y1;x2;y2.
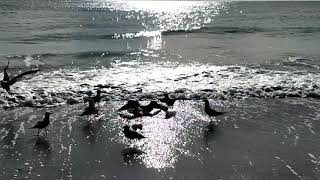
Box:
45;128;47;134
3;61;10;81
37;129;40;136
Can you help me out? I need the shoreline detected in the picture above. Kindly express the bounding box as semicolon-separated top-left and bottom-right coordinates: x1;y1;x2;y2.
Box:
0;98;319;179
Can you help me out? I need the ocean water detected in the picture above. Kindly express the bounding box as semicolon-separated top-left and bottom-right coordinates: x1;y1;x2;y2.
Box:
0;0;320;106
1;1;320;179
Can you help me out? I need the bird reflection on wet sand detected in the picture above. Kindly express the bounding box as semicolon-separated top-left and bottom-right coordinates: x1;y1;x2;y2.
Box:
121;147;144;165
203;122;222;145
34;137;51;152
81;120;103;143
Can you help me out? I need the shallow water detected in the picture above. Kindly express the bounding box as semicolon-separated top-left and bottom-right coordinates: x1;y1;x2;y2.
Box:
0;99;320;179
1;1;320;179
1;1;320;108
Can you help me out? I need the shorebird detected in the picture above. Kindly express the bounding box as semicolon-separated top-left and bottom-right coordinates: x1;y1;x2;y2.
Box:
3;61;9;82
92;89;102;102
119;107;161;120
141;101;168;112
131;124;143;131
118;100;140;111
203;99;225;117
122;125;146;140
31;112;52;136
165;110;176;119
81;99;99;116
160;93;175;106
1;61;40;92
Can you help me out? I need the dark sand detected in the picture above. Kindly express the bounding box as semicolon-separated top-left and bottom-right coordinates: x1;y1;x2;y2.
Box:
0;98;320;180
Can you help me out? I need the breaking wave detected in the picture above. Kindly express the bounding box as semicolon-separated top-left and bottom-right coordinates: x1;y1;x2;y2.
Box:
1;61;320;108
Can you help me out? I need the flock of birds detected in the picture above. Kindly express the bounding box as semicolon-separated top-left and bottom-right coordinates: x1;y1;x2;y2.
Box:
30;95;226;140
0;61;227;141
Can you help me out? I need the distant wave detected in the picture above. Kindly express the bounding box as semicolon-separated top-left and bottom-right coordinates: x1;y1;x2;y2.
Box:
16;34;115;42
11;25;320;43
161;26;264;35
4;51;129;61
161;26;320;36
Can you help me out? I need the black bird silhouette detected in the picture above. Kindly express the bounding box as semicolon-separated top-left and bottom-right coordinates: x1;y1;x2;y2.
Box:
203;99;225;117
31;112;52;136
81;99;99;116
160;93;175;106
92;89;102;102
119;107;161;120
141;101;168;112
131;124;143;131
1;62;40;92
118;100;140;111
123;125;146;140
3;61;9;82
165;110;176;119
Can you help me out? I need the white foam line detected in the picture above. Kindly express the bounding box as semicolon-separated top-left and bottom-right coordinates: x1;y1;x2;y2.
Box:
308;153;316;160
294;135;299;147
59;144;67;154
17;122;25;134
27;115;37;124
12;132;18;146
0;128;9;140
24;56;33;67
275;157;304;180
303;120;316;135
68;144;72;156
287;127;292;135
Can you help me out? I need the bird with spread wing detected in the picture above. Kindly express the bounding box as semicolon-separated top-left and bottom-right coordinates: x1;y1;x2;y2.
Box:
1;61;40;93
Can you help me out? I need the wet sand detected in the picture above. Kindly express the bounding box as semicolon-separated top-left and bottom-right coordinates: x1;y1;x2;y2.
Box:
0;98;320;180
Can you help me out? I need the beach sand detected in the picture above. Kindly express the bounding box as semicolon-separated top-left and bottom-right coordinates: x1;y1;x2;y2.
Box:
0;98;319;180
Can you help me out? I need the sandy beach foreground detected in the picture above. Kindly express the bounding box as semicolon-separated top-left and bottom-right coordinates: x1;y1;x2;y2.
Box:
0;98;319;180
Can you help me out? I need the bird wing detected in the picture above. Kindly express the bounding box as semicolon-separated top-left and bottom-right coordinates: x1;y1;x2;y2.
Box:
81;107;99;116
31;121;43;128
136;133;146;139
118;104;131;111
3;62;10;81
149;110;161;116
131;124;143;130
8;69;40;85
119;113;135;119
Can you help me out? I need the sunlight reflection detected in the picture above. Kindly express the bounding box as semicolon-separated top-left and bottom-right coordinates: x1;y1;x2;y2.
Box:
86;0;224;33
106;1;218;13
117;101;204;169
147;35;163;50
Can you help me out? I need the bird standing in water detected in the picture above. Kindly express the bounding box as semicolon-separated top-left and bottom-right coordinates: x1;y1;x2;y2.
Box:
118;100;140;111
203;99;225;117
1;61;40;93
122;125;146;140
31;112;52;136
92;89;102;102
203;99;225;130
141;101;168;113
119;107;161;120
131;124;143;131
160;93;175;106
81;99;99;116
